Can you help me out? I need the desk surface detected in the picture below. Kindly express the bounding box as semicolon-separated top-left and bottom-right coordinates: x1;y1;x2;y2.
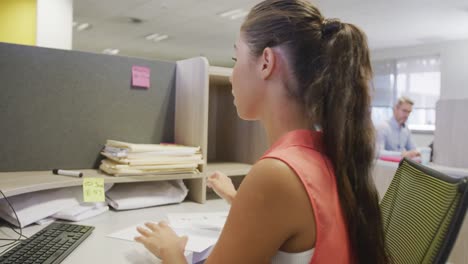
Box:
2;161;466;263
0;199;229;264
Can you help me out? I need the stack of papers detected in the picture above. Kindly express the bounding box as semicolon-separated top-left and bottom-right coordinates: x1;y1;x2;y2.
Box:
99;140;204;176
0;187;81;227
105;180;188;210
0;186;111;227
52;202;109;221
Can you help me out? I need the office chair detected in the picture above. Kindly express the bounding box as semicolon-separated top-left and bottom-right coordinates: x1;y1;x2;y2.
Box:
380;158;468;264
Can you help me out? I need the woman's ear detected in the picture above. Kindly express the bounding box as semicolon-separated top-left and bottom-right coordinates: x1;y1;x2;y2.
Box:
259;47;276;80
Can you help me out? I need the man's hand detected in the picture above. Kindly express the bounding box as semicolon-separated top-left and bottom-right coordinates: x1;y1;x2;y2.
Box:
402;150;420;159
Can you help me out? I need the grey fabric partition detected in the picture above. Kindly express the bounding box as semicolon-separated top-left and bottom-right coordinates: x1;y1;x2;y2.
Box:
0;42;176;172
433;99;468;168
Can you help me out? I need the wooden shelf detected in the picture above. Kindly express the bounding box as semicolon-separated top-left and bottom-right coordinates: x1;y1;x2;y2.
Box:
206;190;222;200
0;169;203;198
209;66;232;86
209;66;232;78
205;162;252;177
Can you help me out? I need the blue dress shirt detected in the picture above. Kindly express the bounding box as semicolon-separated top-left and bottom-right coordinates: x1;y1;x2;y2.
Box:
377;117;416;155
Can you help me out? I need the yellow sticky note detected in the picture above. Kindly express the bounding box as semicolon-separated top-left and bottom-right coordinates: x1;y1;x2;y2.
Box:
83;178;105;202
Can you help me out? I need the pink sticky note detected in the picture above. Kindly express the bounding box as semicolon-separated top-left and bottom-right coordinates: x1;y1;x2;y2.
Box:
132;66;150;88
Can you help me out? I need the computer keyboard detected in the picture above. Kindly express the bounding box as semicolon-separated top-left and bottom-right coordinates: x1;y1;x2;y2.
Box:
0;222;94;264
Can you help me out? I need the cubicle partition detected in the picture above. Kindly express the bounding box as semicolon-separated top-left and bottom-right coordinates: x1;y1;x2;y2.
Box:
0;43;209;203
0;42;176;171
433;99;468;169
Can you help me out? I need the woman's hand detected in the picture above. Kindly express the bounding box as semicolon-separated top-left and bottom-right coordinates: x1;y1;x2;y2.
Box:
135;221;188;263
207;171;237;204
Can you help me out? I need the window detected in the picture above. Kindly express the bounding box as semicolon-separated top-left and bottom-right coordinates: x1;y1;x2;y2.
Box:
371;55;440;131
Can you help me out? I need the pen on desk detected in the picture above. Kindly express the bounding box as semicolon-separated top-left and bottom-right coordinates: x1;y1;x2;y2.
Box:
52;169;83;178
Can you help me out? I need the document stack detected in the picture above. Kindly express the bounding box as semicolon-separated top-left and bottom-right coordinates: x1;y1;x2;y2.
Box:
99;140;203;176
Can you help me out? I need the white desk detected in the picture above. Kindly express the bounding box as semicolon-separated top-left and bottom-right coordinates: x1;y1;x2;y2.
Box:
2;162;467;263
373;160;468;264
0;199;229;264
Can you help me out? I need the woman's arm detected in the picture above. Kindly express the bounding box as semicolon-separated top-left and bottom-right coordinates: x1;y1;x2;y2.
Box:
205;158;316;263
135;158;316;263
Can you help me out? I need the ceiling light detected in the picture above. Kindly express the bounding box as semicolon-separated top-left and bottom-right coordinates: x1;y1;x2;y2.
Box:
219;9;248;20
153;35;168;42
145;33;160;40
102;48;119;55
145;33;159;40
230;11;248;20
76;23;91;31
219;9;243;18
145;33;169;42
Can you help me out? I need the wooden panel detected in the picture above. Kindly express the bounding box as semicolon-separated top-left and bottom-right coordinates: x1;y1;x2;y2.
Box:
207;82;222;162
207;79;268;164
174;57;210;203
205;162;252;177
209;66;232;86
175;57;209;173
184;177;206;203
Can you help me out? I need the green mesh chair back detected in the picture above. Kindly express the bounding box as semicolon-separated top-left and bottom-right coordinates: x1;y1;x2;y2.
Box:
380;158;468;264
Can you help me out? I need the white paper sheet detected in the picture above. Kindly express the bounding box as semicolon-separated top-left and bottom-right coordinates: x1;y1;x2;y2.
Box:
107;223;220;253
167;212;228;230
123;242;193;264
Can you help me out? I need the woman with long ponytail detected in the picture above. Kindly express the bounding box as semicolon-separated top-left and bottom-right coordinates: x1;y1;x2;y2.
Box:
135;1;389;263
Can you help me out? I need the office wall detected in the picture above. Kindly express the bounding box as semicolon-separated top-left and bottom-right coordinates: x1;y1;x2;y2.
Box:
0;0;36;45
371;38;468;100
441;40;468;99
36;0;73;50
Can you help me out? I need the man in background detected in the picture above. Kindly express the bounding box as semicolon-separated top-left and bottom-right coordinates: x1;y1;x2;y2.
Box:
377;96;420;158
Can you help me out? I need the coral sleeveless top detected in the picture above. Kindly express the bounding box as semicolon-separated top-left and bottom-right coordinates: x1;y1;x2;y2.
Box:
261;129;353;264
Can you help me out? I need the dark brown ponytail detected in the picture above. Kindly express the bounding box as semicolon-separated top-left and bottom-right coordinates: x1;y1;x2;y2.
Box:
310;22;389;264
242;1;388;263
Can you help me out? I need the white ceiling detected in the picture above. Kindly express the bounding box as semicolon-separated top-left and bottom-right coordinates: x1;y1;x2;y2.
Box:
73;0;468;66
